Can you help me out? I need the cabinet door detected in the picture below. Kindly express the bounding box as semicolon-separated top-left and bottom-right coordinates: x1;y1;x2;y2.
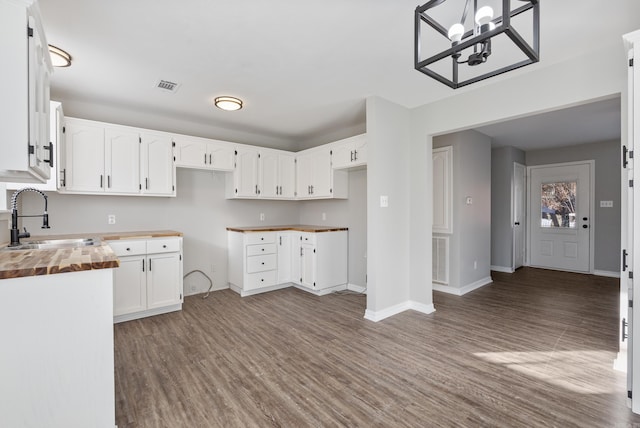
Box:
352;136;367;166
291;233;302;285
331;142;353;170
27;15;51;180
147;253;182;309
207;141;235;171
233;148;259;197
174;137;207;168
113;256;146;316
279;154;296;198
141;133;175;196
65;120;105;192
105;126;140;194
300;242;316;289
277;233;292;283
311;149;333;197
296;153;313;198
260;151;279;198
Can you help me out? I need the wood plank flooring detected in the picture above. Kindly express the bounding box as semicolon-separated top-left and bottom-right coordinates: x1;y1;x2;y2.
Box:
114;268;640;427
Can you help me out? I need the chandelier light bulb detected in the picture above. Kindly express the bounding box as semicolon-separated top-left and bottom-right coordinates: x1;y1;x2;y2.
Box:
475;6;494;26
447;23;465;43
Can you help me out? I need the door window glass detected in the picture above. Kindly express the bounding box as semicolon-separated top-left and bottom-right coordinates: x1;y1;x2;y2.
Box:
540;181;577;228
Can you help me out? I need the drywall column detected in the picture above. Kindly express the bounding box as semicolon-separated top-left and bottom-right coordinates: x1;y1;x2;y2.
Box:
365;97;417;321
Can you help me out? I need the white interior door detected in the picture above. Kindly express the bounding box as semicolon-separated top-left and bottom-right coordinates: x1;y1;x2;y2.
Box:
513;162;526;270
528;162;593;273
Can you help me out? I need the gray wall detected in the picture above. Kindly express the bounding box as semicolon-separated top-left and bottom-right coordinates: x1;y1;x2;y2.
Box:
17;167;369;295
298;169;367;288
434;130;492;290
525;140;621;272
491;146;525;270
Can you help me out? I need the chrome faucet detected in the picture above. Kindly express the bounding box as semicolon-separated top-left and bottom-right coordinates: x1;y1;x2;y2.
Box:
10;188;50;247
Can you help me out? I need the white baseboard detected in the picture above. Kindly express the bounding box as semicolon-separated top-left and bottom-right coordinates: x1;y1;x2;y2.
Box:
364;300;435;322
491;265;514;273
593;270;620;278
433;276;493;296
184;285;228;297
294;283;347;296
346;283;367;293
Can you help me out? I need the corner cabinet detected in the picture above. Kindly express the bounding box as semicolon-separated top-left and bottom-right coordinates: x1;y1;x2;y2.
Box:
331;134;367;170
0;0;53;183
174;135;235;171
59;117;176;197
296;147;348;199
227;228;348;297
108;236;183;323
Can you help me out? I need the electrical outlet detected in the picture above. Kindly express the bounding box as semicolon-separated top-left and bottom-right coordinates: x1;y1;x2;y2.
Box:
380;195;389;207
322;212;327;221
259;213;265;221
108;214;116;225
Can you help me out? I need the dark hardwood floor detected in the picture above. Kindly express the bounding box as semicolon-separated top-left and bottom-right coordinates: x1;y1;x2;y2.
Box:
114;268;640;427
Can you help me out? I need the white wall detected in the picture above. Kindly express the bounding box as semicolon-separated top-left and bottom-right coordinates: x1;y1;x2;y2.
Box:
434;131;492;291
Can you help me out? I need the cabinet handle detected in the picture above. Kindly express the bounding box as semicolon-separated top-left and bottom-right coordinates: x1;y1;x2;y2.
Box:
204;153;207;164
279;236;282;245
61;168;66;187
44;142;54;168
142;259;145;272
255;184;258;194
209;154;212;164
350;150;354;162
148;258;152;271
354;149;357;161
108;175;111;188
100;174;103;188
146;177;149;190
300;247;303;256
311;185;314;194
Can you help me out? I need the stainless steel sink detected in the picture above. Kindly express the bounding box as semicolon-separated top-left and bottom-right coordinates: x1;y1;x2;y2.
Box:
3;238;100;251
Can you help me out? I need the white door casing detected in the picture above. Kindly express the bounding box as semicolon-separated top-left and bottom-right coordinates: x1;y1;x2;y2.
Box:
513;162;526;270
528;161;594;273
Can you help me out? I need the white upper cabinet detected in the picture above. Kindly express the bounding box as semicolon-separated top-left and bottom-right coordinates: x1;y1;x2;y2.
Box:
64;119;105;193
174;136;234;171
232;147;260;197
331;134;367;170
0;0;52;183
105;126;140;194
296;147;348;199
61;117;175;197
140;133;175;196
259;150;295;199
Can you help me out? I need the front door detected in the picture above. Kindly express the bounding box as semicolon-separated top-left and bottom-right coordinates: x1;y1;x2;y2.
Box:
528;162;593;273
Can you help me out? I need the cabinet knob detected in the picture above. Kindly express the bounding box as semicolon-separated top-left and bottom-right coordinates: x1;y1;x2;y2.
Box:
126;248;130;251
163;245;167;248
261;262;265;265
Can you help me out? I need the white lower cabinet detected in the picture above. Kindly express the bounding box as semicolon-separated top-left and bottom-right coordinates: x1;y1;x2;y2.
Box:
109;236;183;323
228;228;348;297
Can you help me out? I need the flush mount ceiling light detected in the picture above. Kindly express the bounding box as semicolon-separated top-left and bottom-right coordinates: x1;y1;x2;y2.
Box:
214;96;243;111
415;0;539;89
48;45;72;67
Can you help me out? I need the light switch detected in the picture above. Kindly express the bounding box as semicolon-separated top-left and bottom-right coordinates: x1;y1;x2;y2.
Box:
380;195;389;208
600;200;613;208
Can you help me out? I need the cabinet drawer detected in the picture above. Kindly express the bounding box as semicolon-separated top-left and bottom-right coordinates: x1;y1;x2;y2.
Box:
245;232;276;245
108;240;146;256
246;254;277;273
244;270;277;291
246;243;276;256
147;238;181;254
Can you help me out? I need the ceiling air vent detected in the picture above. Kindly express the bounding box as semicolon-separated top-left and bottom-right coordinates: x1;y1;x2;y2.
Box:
155;79;181;93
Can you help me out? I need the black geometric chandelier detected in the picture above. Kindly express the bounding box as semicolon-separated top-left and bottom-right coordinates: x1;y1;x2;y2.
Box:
415;0;539;89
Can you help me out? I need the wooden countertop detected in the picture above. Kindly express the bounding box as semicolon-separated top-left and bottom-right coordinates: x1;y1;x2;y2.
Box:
0;230;182;280
226;225;348;233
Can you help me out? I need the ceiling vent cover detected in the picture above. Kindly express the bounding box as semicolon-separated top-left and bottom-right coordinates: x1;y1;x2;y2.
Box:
155;80;181;93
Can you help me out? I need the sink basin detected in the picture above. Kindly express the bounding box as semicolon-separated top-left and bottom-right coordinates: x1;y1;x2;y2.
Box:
3;238;100;251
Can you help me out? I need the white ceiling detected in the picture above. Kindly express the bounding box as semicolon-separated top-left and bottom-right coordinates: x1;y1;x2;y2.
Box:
38;1;640;150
